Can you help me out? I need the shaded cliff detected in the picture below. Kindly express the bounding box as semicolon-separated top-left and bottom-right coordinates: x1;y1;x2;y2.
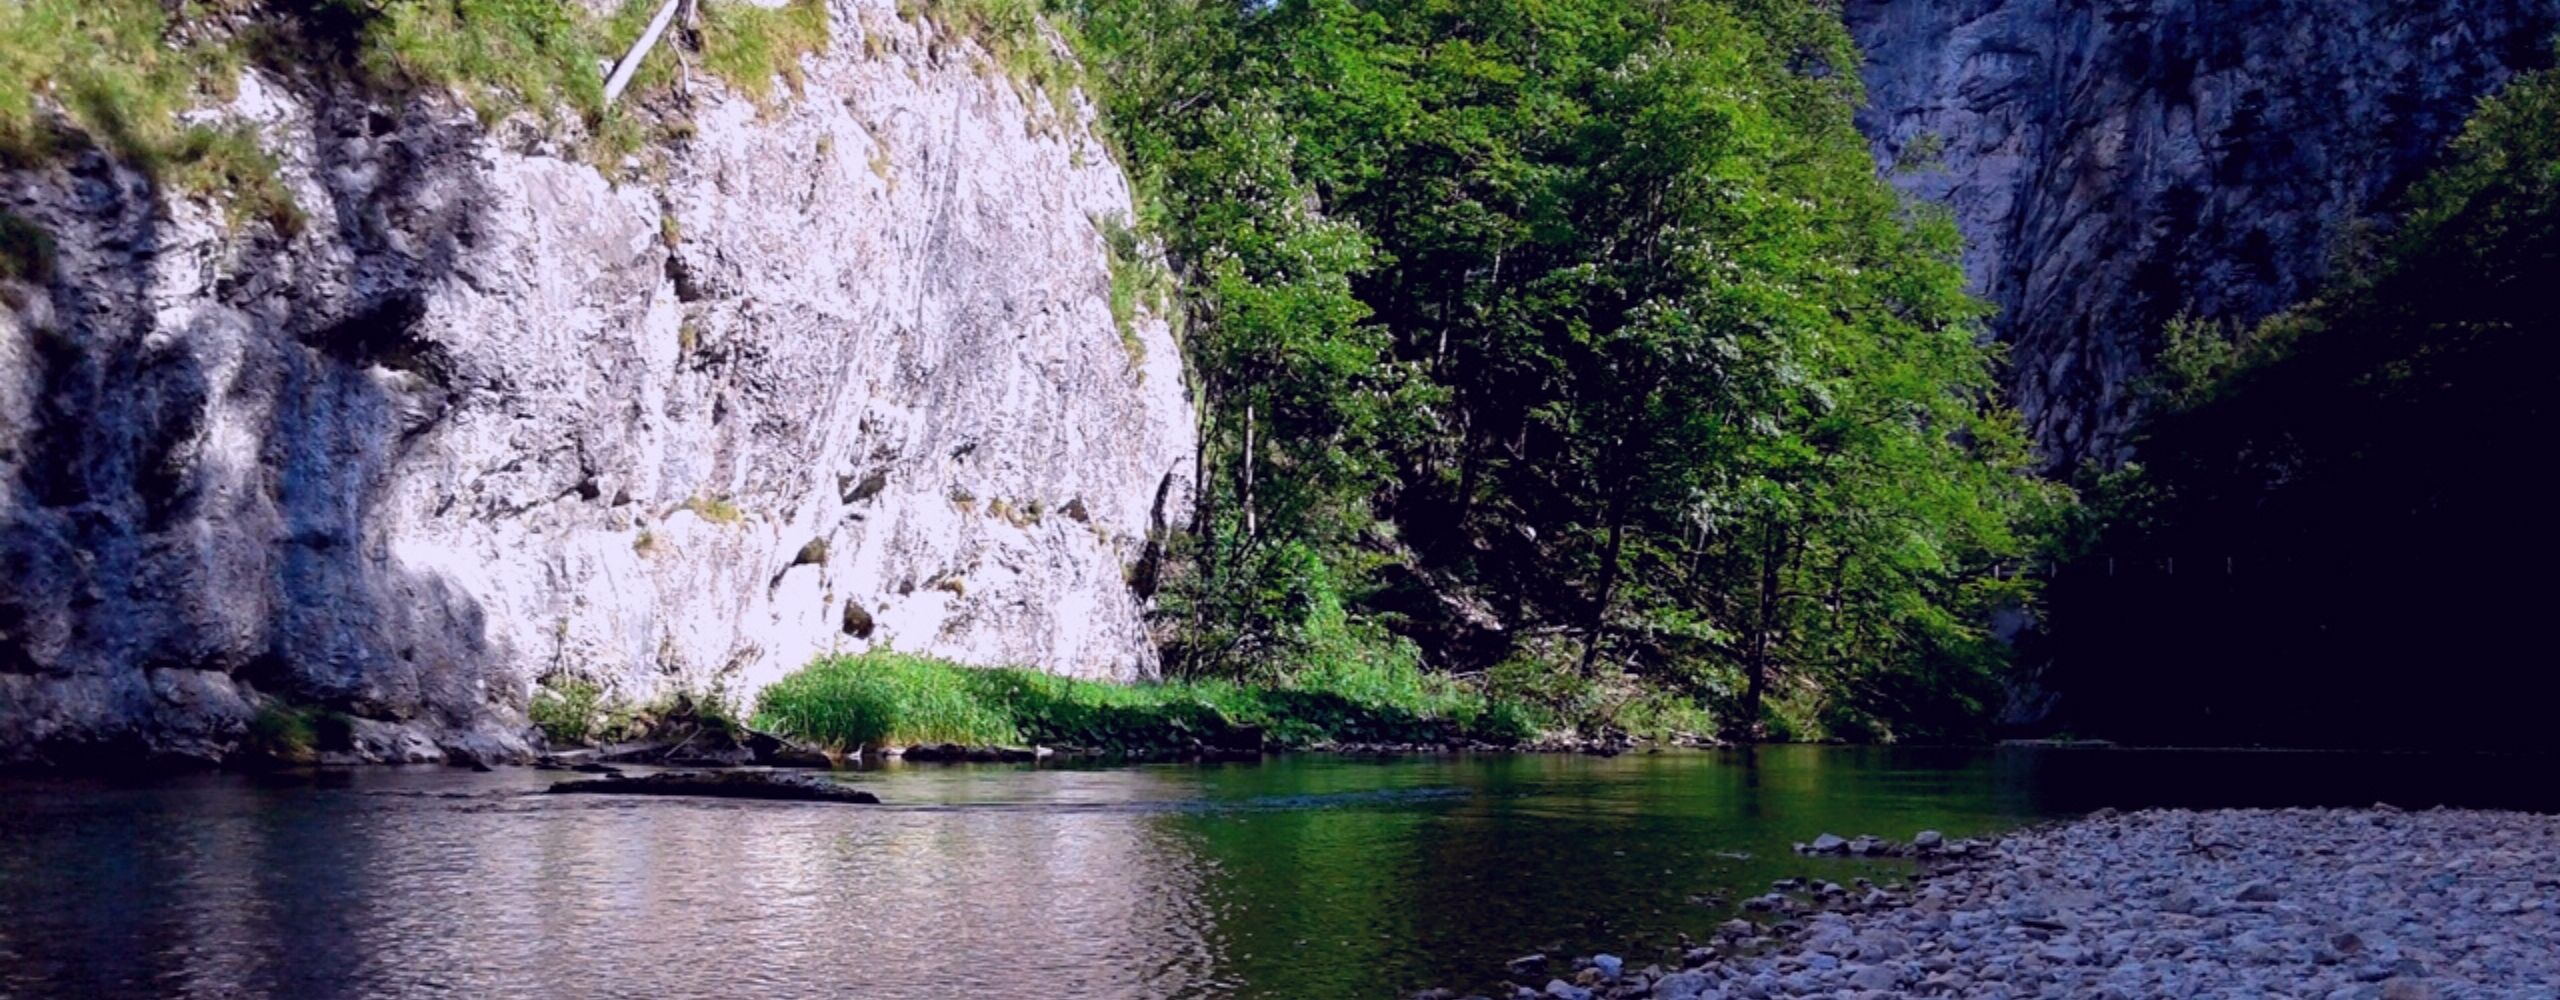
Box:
1849;0;2560;465
0;1;1193;766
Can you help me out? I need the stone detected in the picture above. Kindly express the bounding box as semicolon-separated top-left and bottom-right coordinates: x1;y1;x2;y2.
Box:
1542;979;1592;1000
1507;954;1548;975
0;0;1196;766
1810;833;1849;854
2236;882;2282;903
1590;955;1622;980
1914;830;1944;849
1847;0;2560;467
1847;964;1898;990
2378;978;2435;1000
1652;970;1712;1000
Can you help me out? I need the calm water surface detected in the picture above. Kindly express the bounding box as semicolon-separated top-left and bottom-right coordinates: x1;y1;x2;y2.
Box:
4;746;2553;999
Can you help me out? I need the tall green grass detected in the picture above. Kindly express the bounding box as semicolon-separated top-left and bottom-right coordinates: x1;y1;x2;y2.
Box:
754;652;1022;749
751;650;1539;753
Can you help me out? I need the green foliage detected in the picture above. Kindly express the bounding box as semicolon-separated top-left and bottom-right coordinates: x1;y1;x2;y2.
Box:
698;0;832;104
681;495;743;523
1099;212;1168;365
753;651;1024;749
367;0;608;122
0;0;299;231
244;704;318;762
530;677;607;746
906;0;1082;117
1068;0;2057;740
750;650;1534;753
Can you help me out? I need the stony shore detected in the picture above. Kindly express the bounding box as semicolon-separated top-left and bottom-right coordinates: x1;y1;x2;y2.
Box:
1474;807;2560;1000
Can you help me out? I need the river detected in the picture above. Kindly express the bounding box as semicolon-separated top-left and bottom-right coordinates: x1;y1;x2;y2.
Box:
3;747;2551;999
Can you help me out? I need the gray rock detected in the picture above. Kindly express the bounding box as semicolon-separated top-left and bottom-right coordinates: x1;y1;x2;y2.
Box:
1652;970;1712;1000
1914;830;1944;849
1590;954;1622;980
2378;978;2435;1000
1542;979;1592;1000
1847;964;1898;990
1810;833;1849;854
1846;0;2560;465
0;1;1195;766
2237;882;2283;903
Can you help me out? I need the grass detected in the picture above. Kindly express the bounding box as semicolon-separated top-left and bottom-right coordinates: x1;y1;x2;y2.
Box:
903;0;1083;119
680;495;743;523
750;650;1540;754
1097;213;1169;367
5;0;842;208
244;704;318;762
366;0;610;125
0;0;300;232
699;0;832;104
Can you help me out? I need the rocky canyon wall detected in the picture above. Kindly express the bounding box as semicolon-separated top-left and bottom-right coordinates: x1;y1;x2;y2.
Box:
1847;0;2560;465
0;1;1193;765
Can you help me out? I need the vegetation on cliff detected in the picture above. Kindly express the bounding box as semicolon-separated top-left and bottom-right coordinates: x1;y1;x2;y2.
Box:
8;0;2065;747
2041;62;2560;749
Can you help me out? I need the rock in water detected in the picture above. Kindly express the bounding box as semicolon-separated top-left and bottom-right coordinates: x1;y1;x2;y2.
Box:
0;3;1195;767
544;771;881;804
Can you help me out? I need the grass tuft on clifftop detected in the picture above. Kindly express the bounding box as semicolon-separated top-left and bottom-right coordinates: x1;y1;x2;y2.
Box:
750;650;1538;753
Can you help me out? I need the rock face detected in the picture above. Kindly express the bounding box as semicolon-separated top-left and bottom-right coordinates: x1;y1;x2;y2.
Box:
1848;0;2560;465
0;1;1193;765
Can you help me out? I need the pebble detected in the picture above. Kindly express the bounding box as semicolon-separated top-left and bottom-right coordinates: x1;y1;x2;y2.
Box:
1457;808;2560;999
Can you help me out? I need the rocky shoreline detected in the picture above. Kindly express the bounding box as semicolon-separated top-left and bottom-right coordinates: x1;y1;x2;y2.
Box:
1459;807;2560;1000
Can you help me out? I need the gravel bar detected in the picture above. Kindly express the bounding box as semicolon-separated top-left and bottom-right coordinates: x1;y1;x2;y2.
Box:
1468;807;2560;1000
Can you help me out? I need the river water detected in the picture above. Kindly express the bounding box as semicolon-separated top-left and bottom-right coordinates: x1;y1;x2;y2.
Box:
3;746;2552;999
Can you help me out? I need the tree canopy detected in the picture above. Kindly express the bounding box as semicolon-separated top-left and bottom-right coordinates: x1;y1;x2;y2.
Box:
1070;0;2057;740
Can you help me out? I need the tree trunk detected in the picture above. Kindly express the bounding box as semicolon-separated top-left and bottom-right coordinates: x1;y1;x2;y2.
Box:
1578;491;1629;678
1731;523;1787;742
1241;402;1257;541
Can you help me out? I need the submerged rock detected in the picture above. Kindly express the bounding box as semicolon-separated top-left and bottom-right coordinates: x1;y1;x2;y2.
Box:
544;770;881;804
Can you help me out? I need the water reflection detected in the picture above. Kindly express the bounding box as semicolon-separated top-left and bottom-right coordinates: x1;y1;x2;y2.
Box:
4;747;2552;999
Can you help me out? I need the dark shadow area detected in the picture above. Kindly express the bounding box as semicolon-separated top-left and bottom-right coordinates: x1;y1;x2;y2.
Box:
0;22;513;765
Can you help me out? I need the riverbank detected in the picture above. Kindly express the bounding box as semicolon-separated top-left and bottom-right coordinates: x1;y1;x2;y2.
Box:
1486;807;2560;1000
739;651;1555;757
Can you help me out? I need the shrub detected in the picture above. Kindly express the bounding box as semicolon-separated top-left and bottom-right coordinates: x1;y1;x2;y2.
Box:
244;704;318;762
530;677;605;746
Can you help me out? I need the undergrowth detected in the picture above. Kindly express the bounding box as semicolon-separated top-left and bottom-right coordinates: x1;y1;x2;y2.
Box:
750;649;1539;753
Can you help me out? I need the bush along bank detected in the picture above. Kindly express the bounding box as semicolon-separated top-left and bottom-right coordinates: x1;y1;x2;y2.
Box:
748;651;1550;758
